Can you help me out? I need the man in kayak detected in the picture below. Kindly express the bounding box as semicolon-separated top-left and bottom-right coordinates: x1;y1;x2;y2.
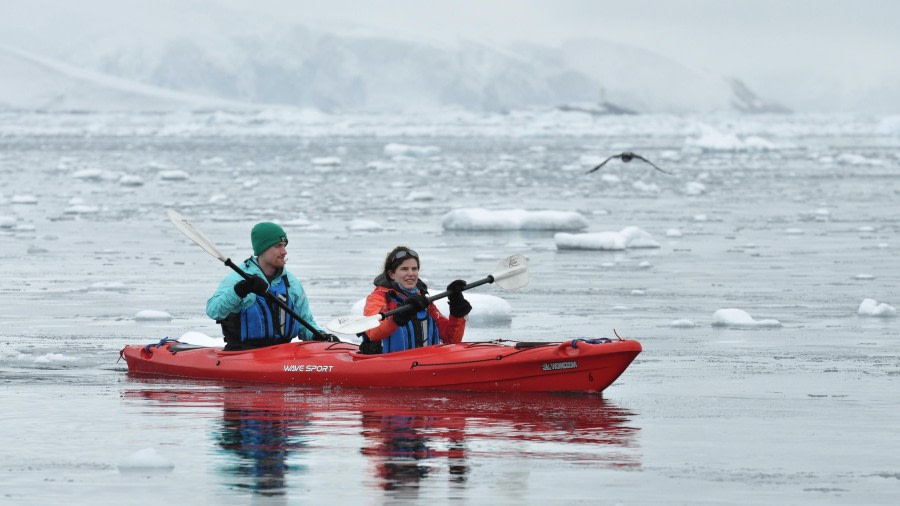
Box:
206;222;334;350
359;246;472;354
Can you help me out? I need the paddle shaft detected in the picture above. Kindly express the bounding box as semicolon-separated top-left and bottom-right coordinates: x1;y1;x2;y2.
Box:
379;275;494;319
224;258;327;340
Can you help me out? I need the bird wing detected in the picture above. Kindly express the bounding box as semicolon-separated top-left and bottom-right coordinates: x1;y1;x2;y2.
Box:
586;154;619;174
633;154;672;175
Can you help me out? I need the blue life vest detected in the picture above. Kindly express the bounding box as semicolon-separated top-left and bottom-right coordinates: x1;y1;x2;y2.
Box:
221;275;301;347
380;290;440;354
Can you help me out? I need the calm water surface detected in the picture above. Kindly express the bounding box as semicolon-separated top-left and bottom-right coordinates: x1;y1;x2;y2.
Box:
1;112;898;504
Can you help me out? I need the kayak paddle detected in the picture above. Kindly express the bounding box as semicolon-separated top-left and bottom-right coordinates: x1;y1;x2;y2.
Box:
326;254;528;335
166;209;328;341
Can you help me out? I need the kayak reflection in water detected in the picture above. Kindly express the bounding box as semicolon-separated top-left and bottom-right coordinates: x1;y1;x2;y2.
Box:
359;246;472;354
360;411;468;493
215;388;311;497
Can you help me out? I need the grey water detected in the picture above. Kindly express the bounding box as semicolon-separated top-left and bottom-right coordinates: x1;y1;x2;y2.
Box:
1;111;898;504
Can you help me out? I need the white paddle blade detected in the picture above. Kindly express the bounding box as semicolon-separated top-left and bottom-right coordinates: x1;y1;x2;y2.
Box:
492;254;528;290
326;314;383;334
166;209;228;262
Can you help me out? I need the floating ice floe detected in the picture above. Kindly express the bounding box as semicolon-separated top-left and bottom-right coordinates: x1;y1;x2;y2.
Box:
836;153;883;166
442;208;588;231
158;170;190;181
685;125;778;152
119;175;144;187
179;331;224;346
64;205;100;214
854;274;875;280
72;169;105;181
27;245;49;254
785;228;804;235
312;156;341;166
135;310;173;321
711;308;782;328
670;319;695;328
283;215;321;230
666;228;683;238
347;219;383;232
857;299;896;317
684;182;706;195
33;353;79;364
87;281;130;292
384;143;441;158
12;195;38;204
433;294;512;326
406;190;435;202
554;226;660;251
0;216;12;229
349;293;512;328
118;448;175;473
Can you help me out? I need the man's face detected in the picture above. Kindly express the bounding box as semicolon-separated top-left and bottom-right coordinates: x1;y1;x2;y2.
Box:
259;241;287;270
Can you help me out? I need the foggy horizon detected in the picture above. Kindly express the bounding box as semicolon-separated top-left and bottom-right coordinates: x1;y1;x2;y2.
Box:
2;0;899;113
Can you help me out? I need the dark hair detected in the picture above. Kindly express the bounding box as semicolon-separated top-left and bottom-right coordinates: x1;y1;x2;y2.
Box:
383;246;420;275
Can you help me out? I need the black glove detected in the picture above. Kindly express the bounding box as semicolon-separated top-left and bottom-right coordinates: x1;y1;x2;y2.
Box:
392;293;429;326
234;275;269;298
313;332;341;342
447;279;472;318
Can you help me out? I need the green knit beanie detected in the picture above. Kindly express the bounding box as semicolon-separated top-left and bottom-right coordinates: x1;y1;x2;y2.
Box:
251;222;288;256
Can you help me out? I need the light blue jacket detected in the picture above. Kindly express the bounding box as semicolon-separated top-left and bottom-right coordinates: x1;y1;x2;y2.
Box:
205;257;322;340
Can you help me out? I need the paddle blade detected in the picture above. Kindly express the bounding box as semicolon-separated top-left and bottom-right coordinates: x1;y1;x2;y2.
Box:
326;314;383;334
492;254;528;290
167;209;228;262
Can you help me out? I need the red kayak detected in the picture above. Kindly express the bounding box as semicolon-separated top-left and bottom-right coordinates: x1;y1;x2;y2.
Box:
120;338;641;393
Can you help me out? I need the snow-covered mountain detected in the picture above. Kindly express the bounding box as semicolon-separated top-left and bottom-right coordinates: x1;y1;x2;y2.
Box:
1;28;787;114
0;44;246;111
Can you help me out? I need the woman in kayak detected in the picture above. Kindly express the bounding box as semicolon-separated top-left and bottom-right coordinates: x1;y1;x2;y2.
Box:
359;246;472;354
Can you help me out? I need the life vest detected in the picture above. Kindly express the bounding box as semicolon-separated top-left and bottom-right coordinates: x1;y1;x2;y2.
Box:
379;290;440;353
220;275;301;349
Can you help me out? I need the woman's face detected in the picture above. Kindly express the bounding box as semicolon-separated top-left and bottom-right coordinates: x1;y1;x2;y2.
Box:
389;258;419;290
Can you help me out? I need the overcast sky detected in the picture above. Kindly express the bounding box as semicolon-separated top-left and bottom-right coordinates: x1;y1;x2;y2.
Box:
2;0;898;111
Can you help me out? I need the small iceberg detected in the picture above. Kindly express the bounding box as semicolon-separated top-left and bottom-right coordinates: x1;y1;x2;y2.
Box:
347;219;383;232
857;299;896;317
87;281;130;292
555;226;660;251
12;195;38;204
443;208;588;231
118;448;175;474
670;319;695;328
433;294;513;327
33;353;79;364
311;156;341;166
158;170;190;181
684;182;706;195
179;331;224;347
384;143;441;157
712;308;782;328
119;175;144;187
135;310;173;321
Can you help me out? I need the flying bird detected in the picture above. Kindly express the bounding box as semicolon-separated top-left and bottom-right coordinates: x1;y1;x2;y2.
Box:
586;152;671;175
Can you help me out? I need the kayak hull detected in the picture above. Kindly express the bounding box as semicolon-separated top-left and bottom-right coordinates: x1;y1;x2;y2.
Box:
121;339;641;393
